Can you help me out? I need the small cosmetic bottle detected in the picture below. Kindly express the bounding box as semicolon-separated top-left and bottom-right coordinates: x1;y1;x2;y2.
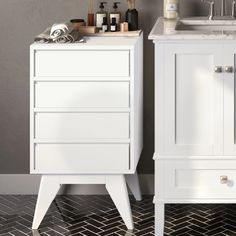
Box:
102;17;108;32
110;17;117;32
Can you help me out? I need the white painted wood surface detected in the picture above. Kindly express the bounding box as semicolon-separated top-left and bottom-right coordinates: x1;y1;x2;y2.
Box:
30;35;143;229
32;175;61;229
35;112;129;140
160;159;236;199
126;171;142;201
164;44;223;156
106;175;134;229
155;203;165;236
30;35;143;174
132;33;143;171
152;40;236;236
35;81;130;108
35;144;129;172
32;174;137;230
223;44;236;155
35;50;130;77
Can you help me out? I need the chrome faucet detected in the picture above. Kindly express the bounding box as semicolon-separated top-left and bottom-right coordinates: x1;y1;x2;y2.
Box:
221;0;227;16
202;0;236;20
202;0;215;20
232;1;236;18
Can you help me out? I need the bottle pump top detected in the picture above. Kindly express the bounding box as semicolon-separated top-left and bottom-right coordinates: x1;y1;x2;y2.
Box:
99;2;107;10
113;2;120;10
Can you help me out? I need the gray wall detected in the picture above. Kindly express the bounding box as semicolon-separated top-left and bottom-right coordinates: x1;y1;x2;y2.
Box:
0;0;214;174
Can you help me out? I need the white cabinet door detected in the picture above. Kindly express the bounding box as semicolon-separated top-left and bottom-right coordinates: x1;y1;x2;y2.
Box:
223;44;236;155
163;44;223;156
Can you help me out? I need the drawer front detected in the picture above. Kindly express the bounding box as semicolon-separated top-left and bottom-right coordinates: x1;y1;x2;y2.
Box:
34;50;129;77
34;144;129;171
35;82;129;108
35;113;129;140
159;160;236;199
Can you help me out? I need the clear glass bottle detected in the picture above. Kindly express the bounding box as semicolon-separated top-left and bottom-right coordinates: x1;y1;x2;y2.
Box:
87;0;95;26
96;2;108;28
109;2;121;30
163;0;179;19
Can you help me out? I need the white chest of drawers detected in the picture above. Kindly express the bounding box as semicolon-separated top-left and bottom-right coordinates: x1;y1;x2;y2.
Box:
30;35;143;229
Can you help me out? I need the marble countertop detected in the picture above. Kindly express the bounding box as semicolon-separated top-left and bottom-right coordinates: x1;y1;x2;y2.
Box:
148;17;236;40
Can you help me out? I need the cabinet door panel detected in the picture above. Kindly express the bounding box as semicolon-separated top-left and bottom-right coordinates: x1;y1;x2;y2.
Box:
164;44;223;156
223;45;236;155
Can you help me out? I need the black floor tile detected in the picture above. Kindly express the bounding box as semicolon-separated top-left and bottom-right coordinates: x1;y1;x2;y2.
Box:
0;195;154;235
2;196;236;235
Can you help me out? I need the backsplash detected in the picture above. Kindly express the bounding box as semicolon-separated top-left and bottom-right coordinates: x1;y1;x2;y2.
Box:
0;0;221;174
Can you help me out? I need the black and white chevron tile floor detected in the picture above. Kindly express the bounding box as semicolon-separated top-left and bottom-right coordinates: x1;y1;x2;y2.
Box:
0;195;154;236
1;195;236;235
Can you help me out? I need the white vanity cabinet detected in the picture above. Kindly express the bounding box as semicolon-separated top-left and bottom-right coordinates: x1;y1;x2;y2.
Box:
153;39;236;235
160;43;223;156
30;35;143;230
158;42;236;156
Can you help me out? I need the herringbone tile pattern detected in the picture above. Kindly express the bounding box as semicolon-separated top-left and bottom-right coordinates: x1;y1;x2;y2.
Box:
2;195;236;235
165;204;236;236
0;195;154;236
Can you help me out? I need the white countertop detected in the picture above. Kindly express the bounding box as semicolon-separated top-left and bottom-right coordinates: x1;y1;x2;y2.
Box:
31;34;142;50
148;17;236;40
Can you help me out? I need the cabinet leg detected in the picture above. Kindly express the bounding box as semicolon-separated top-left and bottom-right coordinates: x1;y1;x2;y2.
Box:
125;171;142;201
105;175;134;230
32;175;61;229
156;203;165;236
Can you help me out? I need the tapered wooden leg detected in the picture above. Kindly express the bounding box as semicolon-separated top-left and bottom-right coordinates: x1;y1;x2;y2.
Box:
32;175;61;229
125;171;142;201
156;203;165;236
105;175;134;230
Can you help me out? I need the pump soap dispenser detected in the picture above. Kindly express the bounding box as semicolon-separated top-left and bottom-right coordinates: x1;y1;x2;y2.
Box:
109;2;121;29
96;2;108;28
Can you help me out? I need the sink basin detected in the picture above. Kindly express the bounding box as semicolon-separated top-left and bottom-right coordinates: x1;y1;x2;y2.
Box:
175;17;236;32
175;23;236;32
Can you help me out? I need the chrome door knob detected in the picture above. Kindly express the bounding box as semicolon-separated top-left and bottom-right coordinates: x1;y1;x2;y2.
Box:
224;66;234;73
220;175;228;184
214;66;223;73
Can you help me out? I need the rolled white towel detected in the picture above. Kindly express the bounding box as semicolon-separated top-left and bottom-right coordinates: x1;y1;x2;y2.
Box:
50;23;73;39
34;22;84;43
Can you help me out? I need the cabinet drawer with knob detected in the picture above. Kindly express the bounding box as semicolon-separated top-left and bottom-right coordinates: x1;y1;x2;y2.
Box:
156;159;236;199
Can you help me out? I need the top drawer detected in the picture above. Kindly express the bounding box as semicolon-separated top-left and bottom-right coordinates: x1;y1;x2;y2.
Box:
34;50;130;77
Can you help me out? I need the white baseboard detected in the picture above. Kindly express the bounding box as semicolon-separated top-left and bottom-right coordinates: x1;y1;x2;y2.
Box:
0;174;154;195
